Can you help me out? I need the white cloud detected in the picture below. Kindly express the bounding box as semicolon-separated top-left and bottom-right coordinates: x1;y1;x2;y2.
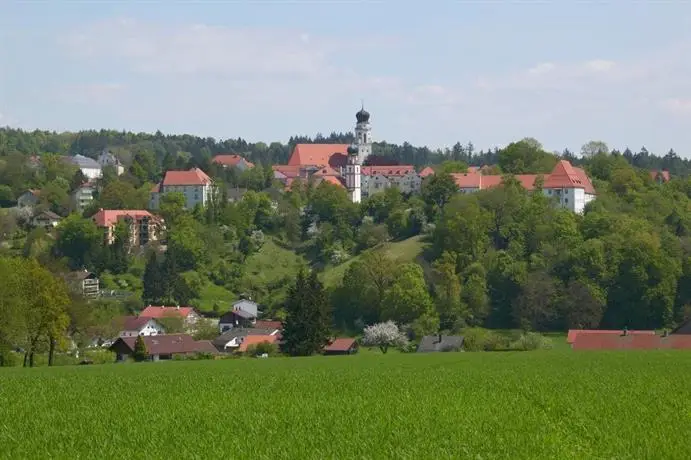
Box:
527;62;556;75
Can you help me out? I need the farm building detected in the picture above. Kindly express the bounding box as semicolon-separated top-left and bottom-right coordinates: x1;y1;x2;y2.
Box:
109;334;216;361
323;338;359;355
567;329;655;345
571;331;691;350
417;335;464;352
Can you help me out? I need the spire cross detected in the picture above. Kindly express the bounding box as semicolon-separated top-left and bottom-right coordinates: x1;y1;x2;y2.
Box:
361;98;364;110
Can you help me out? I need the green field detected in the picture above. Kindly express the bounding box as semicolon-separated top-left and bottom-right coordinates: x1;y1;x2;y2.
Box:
2;351;690;459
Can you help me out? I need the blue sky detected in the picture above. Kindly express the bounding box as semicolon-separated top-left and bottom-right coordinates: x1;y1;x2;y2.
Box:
2;1;691;155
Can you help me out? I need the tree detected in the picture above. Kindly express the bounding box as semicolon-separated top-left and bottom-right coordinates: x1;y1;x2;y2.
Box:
362;321;408;354
382;263;436;326
142;251;165;304
581;141;609;158
54;214;103;269
281;269;332;356
133;335;149;362
421;172;457;218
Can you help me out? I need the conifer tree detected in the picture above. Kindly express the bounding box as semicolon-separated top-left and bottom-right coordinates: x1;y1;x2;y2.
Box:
281;269;332;356
133;335;149;362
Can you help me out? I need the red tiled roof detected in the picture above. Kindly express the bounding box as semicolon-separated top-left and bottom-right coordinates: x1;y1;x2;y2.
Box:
288;144;349;168
238;334;278;352
419;167;435;177
313;165;340;177
92;209;159;227
319;176;345;188
272;165;303;179
543;160;584;189
255;320;283;331
121;316;157;331
567;329;655;344
572;332;691;350
114;334;215;355
324;337;357;352
361;165;415;177
161;168;212;186
140;306;196;319
213;154;254;168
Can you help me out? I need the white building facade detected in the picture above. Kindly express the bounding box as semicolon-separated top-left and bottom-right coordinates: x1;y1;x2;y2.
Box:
150;168;215;210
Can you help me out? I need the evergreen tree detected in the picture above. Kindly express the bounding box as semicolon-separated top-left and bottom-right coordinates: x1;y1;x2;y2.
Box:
133;335;149;362
281;269;332;356
142;252;164;304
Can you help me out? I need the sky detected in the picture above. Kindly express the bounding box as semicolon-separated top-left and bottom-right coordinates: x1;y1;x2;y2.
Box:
2;1;691;156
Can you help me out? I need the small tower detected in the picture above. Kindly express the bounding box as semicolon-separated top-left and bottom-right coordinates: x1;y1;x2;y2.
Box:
354;104;372;165
345;144;361;203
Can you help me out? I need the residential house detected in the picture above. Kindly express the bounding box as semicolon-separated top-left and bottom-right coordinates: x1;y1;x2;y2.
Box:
92;209;163;247
139;305;200;329
17;189;40;209
212;327;280;352
417;335;464;352
255;320;283;331
32;210;61;228
149;167;215;210
109;334;217;361
449;160;596;214
218;299;261;331
65;270;100;298
66;154;102;180
71;181;96;213
118;316;166;337
233;299;259;317
650;170;671;184
97;150;125;175
571;330;691;350
212;154;254;172
238;334;278;353
566;329;656;345
323;338;359;355
361;166;420;197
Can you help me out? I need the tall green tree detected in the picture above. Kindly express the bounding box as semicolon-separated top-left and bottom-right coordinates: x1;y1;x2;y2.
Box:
281;269;331;356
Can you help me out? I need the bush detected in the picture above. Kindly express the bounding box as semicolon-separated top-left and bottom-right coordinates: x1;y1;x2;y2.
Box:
246;341;279;357
462;328;511;352
511;332;553;351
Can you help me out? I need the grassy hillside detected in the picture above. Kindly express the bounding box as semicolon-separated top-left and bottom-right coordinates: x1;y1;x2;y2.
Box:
321;235;427;288
3;351;691;458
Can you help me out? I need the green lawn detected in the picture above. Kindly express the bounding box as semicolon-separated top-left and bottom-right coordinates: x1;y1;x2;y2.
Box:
321;235;427;287
2;350;690;459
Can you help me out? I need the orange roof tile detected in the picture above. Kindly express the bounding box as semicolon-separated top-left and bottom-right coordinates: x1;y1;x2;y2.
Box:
140;306;197;319
238;334;278;352
93;209;159;227
162;168;212;186
324;337;358;352
650;170;671;182
361;165;415;177
419;167;435;177
213;154;254;168
288;144;349;167
319;176;345;188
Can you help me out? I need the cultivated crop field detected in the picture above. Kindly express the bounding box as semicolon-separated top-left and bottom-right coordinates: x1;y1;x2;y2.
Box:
1;351;691;459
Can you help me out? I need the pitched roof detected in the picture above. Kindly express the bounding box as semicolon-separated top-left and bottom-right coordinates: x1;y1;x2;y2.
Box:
68;154;101;169
121;316;159;331
361;165;415;177
566;329;655;344
65;270;98;281
92;209;158;227
324;338;358;352
287;144;349;167
35;210;61;220
238;334;278;352
213;154;254;168
212;328;277;347
313;165;340;177
419;166;435;177
112;334;214;355
417;335;464;352
571;332;691;350
140;305;196;319
255;320;283;331
161;168;212;186
318;176;345;188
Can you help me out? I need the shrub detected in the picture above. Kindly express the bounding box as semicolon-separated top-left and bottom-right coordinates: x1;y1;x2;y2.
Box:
512;332;553;351
246;341;279;357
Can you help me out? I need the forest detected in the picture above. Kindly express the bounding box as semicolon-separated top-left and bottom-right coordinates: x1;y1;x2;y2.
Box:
1;127;691;359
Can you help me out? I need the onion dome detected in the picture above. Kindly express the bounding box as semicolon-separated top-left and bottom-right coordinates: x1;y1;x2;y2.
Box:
356;107;370;123
347;144;359;156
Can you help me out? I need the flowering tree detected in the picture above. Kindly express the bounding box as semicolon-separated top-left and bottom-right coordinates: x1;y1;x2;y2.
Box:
362;321;408;354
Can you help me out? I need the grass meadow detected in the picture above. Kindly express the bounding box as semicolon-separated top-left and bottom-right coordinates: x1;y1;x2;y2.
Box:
2;351;691;459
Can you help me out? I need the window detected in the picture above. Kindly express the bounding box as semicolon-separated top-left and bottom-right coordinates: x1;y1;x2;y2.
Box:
565;198;569;203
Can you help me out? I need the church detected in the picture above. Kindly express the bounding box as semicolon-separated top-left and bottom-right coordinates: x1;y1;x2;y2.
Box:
272;106;422;203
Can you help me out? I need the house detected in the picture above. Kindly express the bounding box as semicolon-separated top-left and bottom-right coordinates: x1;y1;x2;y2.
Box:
139;305;200;328
118;316;166;337
417;335;464;352
71;181;96;213
449;160;596;214
66;154;102;179
32;210;61;228
233;299;259;317
65;270;100;298
238;334;278;353
323;338;359;355
212;154;254;171
361;166;421;197
212;327;280;352
17;189;40;209
571;330;691;350
149;167;215;210
255;320;283;331
650;170;671;184
92;209;163;247
97;150;125;175
109;334;217;361
566;329;656;345
219;309;256;331
287;144;350;169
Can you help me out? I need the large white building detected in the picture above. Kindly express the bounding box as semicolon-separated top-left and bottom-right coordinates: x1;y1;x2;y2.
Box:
68;154;102;180
149;167;215;210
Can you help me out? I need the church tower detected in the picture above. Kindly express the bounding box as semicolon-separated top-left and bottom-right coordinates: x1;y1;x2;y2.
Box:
354;104;372;164
345;144;361;203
